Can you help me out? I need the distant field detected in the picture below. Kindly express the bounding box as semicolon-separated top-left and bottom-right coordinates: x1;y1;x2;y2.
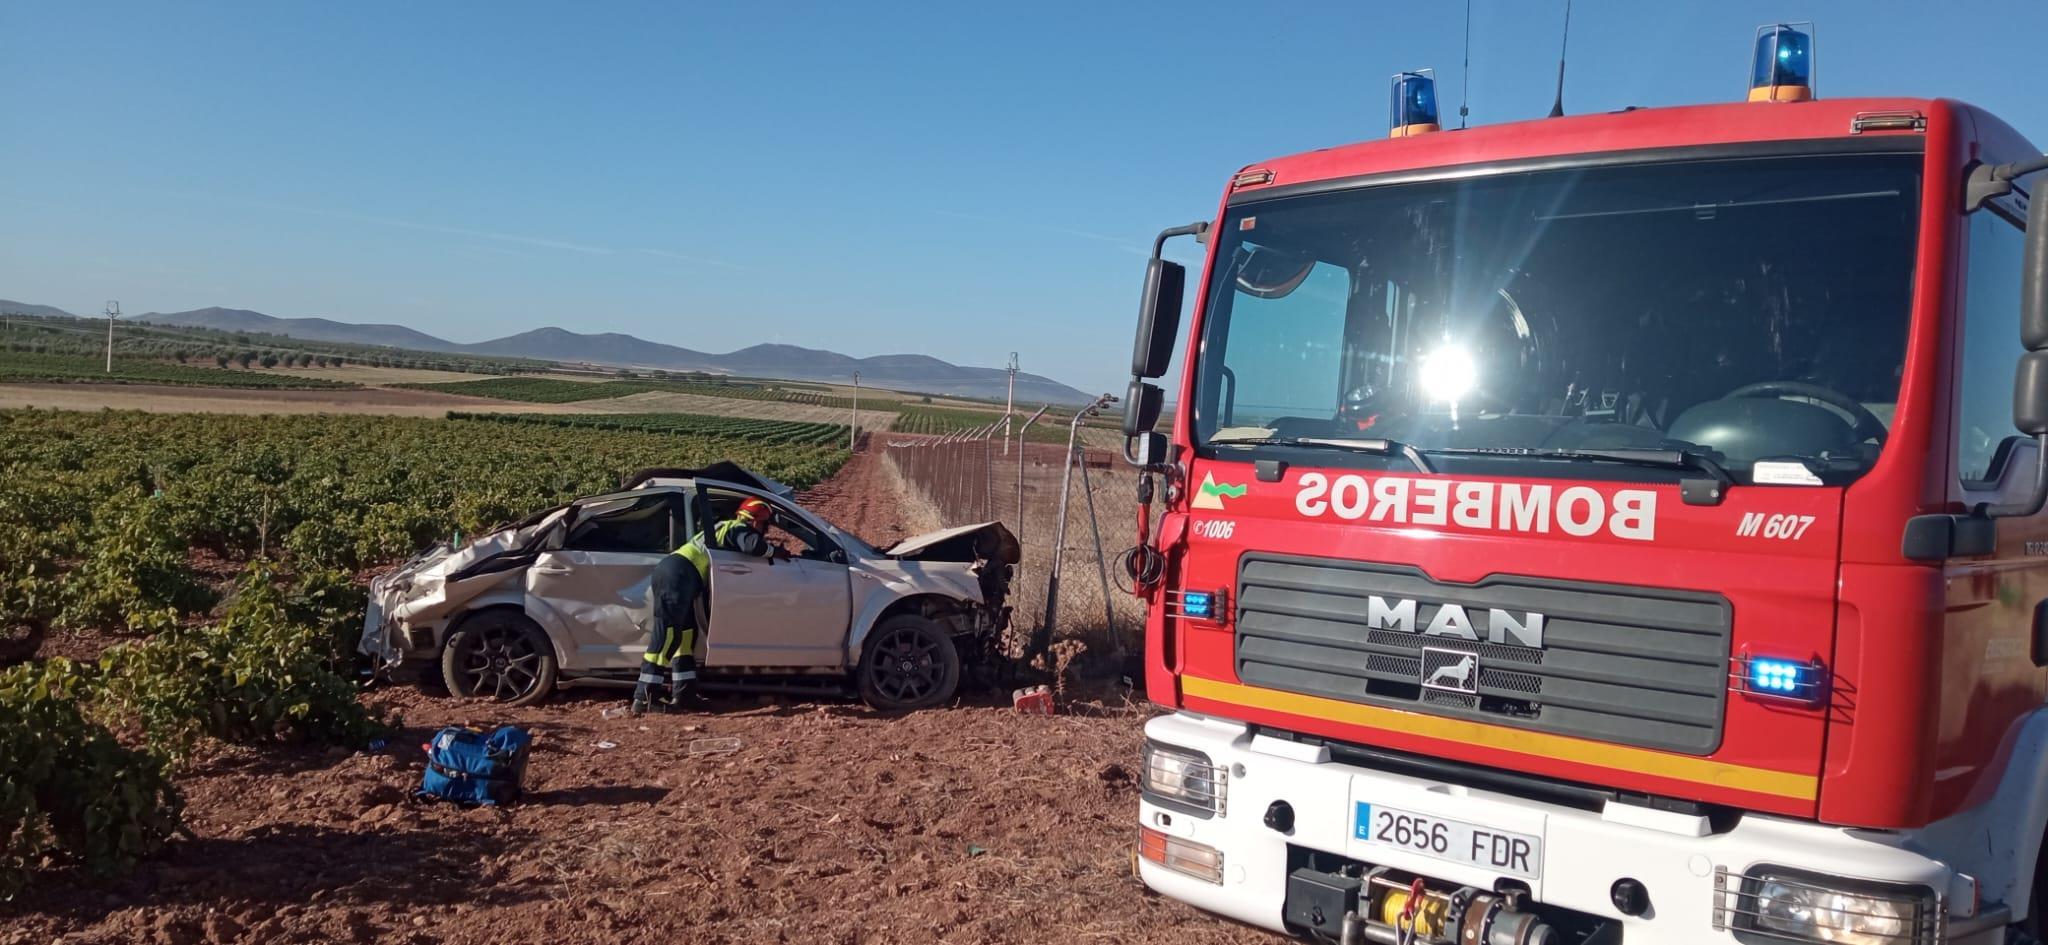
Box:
399;376;858;408
266;364;504;385
448;411;848;446
892;405;1073;443
591;390;891;427
0;382;601;417
0;352;357;389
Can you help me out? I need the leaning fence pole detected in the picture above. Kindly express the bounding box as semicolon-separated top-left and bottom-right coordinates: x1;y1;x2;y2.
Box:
1033;394;1113;668
1076;446;1118;659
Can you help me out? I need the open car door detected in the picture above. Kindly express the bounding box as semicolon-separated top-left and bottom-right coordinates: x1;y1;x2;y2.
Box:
697;483;852;668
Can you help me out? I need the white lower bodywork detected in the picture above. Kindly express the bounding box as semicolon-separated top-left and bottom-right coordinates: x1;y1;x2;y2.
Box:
1139;711;2006;944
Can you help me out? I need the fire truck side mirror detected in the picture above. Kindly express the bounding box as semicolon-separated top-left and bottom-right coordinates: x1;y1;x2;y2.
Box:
2023;175;2048;349
2015;350;2048;436
1123;379;1164;437
2018;187;2048;435
1132;258;1186;379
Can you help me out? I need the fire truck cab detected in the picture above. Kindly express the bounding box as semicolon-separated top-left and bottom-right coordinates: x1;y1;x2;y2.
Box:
1122;27;2048;945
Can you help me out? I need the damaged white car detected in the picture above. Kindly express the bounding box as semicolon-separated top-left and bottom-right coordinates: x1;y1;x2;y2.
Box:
359;463;1019;710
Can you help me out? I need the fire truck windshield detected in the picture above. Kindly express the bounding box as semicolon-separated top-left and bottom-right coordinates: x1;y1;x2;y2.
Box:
1193;153;1923;484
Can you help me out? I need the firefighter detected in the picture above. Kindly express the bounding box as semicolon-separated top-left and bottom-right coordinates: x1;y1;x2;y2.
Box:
632;497;775;714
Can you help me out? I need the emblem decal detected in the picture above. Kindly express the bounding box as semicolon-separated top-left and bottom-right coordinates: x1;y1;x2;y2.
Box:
1191;473;1248;510
1420;646;1481;695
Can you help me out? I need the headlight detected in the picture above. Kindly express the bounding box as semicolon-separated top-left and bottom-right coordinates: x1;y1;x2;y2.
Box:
1142;742;1228;815
1721;867;1939;945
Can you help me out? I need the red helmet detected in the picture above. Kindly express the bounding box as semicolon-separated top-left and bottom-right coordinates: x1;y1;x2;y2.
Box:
736;498;771;523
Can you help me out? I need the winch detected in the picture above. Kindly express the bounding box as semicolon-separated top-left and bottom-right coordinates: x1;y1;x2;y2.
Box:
1287;867;1557;945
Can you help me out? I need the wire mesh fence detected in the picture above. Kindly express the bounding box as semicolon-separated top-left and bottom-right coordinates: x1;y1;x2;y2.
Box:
882;409;1145;667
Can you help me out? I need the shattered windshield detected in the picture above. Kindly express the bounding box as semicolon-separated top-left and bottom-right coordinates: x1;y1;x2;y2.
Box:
1194;153;1922;483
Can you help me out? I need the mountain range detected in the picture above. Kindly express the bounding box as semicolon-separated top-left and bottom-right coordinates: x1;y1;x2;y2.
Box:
0;301;1089;403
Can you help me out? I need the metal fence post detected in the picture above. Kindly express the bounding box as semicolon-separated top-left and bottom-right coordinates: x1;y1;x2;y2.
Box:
1076;447;1117;658
1032;393;1115;668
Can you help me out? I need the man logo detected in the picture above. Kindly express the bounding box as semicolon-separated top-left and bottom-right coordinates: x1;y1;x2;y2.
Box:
1421;646;1481;695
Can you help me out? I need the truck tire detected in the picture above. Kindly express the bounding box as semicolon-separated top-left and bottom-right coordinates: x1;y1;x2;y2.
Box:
442;610;557;707
857;615;962;712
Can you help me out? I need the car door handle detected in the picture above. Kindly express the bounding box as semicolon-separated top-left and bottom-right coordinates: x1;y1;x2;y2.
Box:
532;565;572;575
717;565;752;575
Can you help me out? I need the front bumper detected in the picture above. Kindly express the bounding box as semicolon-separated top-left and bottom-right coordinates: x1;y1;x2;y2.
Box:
1137;712;1997;944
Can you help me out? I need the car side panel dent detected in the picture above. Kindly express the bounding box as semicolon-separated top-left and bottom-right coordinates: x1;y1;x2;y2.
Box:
502;590;577;666
388;566;521;625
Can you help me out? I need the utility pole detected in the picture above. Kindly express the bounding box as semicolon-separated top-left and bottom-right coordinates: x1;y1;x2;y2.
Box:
1003;352;1018;455
849;371;860;451
103;301;120;373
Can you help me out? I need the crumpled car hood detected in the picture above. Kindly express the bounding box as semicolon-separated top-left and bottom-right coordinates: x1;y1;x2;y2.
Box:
883;522;1020;565
358;507;567;661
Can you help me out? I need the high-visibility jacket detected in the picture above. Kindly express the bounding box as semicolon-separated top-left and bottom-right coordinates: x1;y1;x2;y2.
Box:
672;517;767;577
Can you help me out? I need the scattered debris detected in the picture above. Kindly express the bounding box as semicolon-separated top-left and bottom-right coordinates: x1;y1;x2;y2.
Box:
595;740;619;750
1013;685;1055;715
688;737;742;755
600;706;632;720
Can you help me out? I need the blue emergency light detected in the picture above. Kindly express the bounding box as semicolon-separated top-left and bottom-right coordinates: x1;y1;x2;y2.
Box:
1750;658;1804;693
1739;654;1826;705
1390;70;1440;138
1749;23;1814;102
1181;591;1216;620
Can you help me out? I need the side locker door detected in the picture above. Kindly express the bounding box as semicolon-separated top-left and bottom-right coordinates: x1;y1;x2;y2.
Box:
701;493;853;668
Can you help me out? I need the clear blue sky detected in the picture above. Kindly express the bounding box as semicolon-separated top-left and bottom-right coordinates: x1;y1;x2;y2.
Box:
3;1;2042;393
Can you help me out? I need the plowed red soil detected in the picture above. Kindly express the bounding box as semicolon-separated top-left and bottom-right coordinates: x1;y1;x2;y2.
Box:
3;448;1274;945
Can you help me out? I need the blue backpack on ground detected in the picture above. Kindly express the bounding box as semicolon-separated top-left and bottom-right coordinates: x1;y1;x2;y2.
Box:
418;725;531;806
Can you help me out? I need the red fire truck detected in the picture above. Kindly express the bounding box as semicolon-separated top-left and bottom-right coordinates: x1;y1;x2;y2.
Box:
1120;24;2048;945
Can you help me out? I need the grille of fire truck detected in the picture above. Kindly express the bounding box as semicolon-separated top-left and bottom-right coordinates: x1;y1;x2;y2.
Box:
1233;554;1732;754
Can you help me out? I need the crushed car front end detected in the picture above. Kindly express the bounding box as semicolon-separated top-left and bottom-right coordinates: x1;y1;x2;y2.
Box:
358;506;566;676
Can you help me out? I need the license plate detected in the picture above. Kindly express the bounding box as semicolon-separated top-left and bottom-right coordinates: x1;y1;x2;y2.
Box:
1354;802;1541;879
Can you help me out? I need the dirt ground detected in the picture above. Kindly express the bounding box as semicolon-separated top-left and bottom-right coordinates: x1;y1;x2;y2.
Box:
2;446;1272;945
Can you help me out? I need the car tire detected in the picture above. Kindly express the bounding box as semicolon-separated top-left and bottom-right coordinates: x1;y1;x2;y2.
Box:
857;615;962;712
441;611;558;707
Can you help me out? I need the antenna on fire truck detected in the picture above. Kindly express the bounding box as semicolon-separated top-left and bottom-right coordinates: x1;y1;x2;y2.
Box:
1459;0;1472;128
1547;0;1572;119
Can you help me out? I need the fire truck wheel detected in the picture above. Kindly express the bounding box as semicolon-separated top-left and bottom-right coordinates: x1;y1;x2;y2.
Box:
857;615;961;712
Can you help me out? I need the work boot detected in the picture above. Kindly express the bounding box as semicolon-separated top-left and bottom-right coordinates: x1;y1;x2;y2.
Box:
630;683;653;717
665;666;698;713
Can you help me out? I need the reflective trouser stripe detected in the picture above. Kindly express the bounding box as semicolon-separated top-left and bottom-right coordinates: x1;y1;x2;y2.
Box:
671;669;698;683
642;626;697;669
637;668;666;685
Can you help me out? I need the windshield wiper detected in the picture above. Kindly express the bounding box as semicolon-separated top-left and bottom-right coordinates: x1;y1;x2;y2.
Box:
1213;435;1434;474
1430;446;1731;505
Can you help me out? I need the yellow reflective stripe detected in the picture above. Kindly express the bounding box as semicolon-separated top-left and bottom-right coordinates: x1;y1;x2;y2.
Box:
1179;675;1818;802
674;533;710;578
